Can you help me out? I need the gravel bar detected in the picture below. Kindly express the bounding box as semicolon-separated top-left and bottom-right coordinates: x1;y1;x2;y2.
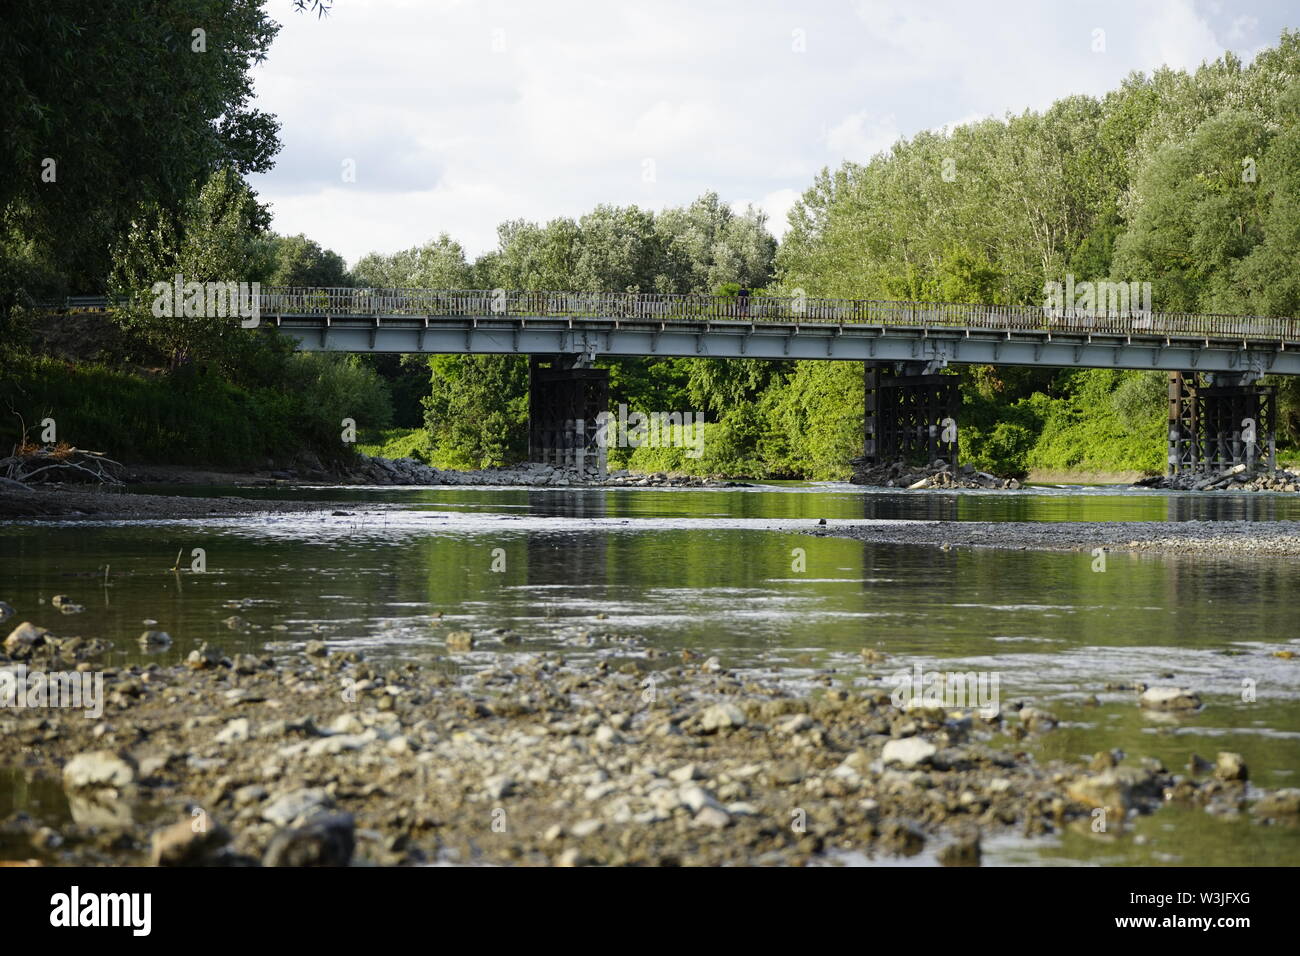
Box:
811;519;1300;557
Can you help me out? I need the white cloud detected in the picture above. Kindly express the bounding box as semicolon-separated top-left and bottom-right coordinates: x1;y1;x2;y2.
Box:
825;112;900;162
246;0;1292;266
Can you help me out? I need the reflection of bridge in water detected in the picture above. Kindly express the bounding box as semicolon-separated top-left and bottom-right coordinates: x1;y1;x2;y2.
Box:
53;289;1300;475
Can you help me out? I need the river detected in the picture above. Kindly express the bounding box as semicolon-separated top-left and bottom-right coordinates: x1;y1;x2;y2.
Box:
2;481;1299;865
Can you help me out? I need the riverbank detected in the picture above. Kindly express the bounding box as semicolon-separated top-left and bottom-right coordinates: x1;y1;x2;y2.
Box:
812;518;1300;557
0;485;348;520
1;623;1283;866
0;456;748;519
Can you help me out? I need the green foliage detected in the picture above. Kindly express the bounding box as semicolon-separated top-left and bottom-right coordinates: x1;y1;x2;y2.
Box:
350;234;472;288
108;167;272;368
287;353;393;446
0;0;282;311
964;421;1036;477
356;427;436;464
0;347;387;467
422;355;530;468
758;362;864;479
261;234;350;287
1026;370;1166;474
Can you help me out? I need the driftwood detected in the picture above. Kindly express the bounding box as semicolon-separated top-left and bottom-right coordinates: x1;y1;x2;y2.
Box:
1;443;125;485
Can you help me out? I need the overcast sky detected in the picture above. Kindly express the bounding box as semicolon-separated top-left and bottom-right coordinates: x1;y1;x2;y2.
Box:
246;0;1296;265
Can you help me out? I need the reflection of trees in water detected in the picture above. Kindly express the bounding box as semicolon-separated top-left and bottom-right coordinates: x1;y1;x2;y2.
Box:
522;493;611;593
1166;494;1290;523
857;492;959;522
1160;551;1300;638
527;491;608;520
850;531;1300;653
0;767;72;828
526;531;608;588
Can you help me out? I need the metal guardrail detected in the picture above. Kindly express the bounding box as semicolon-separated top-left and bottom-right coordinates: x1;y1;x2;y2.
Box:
36;288;1300;345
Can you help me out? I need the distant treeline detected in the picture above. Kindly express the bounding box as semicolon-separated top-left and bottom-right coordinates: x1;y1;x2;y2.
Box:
3;9;1300;476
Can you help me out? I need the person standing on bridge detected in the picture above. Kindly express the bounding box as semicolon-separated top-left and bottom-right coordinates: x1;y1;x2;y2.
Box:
737;285;750;319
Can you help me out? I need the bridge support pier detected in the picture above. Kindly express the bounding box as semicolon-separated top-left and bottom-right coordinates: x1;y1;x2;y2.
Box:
528;355;609;477
1167;371;1276;475
863;361;959;467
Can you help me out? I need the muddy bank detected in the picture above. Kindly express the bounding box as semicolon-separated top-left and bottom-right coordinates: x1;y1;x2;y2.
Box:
0;485;353;520
0;458;744;520
812;518;1300;557
1;617;1290;866
1027;470;1146;485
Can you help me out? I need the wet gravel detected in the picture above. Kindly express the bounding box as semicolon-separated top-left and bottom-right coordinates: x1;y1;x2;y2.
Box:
2;620;1292;867
812;519;1300;557
0;486;357;520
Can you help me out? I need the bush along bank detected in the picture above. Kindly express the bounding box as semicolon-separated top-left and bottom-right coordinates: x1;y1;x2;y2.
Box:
0;348;395;473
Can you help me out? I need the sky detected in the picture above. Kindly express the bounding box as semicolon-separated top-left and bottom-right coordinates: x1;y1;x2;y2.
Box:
246;0;1297;265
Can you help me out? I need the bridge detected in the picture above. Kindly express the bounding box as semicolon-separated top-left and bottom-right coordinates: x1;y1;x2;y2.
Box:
48;288;1300;476
246;287;1300;377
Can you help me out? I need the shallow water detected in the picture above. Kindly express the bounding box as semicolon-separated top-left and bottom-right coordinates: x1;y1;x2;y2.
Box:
3;481;1299;865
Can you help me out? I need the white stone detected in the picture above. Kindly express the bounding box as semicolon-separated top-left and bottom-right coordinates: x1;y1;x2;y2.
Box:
881;737;938;768
700;703;746;731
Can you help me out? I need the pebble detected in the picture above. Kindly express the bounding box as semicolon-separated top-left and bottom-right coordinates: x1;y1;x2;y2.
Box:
668;764;703;783
882;738;937;768
263;812;355;867
214;718;252;744
693;806;731;828
138;630;172;647
699;703;746;732
262;788;334;827
1138;686;1201;711
1214;752;1248;782
151;816;232;866
63;750;137;789
4;621;47;653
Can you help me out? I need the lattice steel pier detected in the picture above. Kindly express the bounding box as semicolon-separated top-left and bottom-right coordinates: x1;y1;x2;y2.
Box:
1167;371;1276;474
863;362;960;467
528;355;609;476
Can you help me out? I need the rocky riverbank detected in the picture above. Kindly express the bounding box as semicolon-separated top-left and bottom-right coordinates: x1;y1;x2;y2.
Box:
812;518;1300;557
1134;463;1300;493
0;455;747;520
850;458;1022;490
2;613;1294;866
337;454;746;488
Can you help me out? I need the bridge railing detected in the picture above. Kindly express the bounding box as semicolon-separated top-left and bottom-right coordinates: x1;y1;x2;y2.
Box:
255;287;1300;343
38;288;1300;345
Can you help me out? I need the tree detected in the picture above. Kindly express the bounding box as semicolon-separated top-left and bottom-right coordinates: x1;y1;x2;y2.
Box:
109;167;272;368
423;355;530;467
0;1;282;300
1112;110;1271;312
351;234;472;288
264;234;350;287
